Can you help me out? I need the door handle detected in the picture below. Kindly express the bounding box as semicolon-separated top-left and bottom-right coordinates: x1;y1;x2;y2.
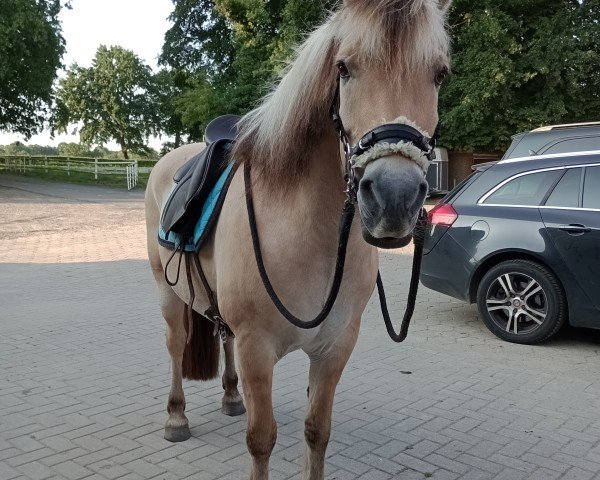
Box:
559;224;591;234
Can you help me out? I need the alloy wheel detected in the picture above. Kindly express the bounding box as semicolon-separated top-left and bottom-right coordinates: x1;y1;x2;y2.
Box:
485;272;547;335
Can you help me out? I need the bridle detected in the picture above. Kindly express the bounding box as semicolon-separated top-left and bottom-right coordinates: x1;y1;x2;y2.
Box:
243;72;437;342
331;74;441;202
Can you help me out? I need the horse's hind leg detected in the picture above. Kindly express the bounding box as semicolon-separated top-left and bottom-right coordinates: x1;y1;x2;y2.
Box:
154;276;192;442
221;337;246;416
303;326;359;480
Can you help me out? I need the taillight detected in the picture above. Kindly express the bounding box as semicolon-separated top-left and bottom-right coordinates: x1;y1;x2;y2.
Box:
428;203;458;226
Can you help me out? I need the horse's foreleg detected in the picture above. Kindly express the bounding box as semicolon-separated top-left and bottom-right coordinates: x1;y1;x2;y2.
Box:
221;337;246;416
237;336;277;480
155;276;191;442
303;326;359;480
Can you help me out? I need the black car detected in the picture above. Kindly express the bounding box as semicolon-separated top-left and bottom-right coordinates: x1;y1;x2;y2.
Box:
503;122;600;160
421;150;600;344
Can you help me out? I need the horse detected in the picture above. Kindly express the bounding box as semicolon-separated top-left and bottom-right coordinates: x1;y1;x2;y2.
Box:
145;1;452;478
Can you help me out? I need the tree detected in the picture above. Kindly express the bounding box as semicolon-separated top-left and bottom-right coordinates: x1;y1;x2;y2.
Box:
160;0;235;76
57;142;92;157
440;0;600;152
0;142;58;156
571;0;600;122
160;0;235;143
160;0;336;137
161;0;600;152
0;0;66;137
54;45;157;159
151;69;191;150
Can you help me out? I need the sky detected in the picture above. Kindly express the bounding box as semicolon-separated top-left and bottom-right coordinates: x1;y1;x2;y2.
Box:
0;0;174;150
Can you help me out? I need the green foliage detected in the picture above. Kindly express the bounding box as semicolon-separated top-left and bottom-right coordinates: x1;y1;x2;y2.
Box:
151;69;189;149
161;0;335;137
440;0;600;152
160;0;235;76
161;0;600;152
54;45;158;159
0;142;57;156
0;141;148;159
55;142;116;158
0;0;66;137
56;142;92;157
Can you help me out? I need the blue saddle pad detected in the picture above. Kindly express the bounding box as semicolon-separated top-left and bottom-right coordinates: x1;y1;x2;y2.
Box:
159;163;234;252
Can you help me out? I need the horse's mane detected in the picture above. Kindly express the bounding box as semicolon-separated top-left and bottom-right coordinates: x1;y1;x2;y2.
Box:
233;0;449;191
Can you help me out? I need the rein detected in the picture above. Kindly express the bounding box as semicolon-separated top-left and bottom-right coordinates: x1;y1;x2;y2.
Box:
245;164;355;329
377;210;428;342
243;74;433;342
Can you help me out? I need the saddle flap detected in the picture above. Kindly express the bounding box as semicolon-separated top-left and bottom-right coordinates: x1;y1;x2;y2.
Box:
160;139;234;238
173;158;195;183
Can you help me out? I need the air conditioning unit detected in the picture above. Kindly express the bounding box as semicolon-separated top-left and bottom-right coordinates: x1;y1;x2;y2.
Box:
426;147;449;195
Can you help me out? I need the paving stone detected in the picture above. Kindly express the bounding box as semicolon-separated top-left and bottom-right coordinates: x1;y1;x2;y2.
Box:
0;461;22;479
51;460;92;480
2;175;600;480
87;459;131;479
15;461;54;480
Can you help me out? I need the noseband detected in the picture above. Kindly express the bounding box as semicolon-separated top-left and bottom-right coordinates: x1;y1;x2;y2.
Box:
331;75;440;200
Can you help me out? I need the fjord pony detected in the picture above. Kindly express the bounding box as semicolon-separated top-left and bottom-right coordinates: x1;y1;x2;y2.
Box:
145;1;451;478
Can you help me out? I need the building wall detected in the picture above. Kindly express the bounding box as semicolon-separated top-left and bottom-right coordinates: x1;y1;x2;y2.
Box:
447;151;502;188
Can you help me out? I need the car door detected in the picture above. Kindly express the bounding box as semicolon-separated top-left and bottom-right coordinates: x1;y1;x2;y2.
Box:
539;165;600;309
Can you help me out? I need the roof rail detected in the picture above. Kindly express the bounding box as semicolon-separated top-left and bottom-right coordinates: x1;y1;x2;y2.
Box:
499;149;600;164
532;121;600;132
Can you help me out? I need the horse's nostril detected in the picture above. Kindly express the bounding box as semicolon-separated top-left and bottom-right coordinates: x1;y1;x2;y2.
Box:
361;179;374;192
359;179;375;202
419;182;428;197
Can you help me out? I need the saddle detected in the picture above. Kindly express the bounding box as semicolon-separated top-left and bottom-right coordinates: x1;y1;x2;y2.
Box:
159;114;240;252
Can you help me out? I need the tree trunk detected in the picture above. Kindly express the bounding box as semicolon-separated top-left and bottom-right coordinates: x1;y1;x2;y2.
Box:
120;143;129;160
174;131;182;149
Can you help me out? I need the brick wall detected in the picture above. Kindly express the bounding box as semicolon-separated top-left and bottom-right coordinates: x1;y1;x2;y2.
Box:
447;151;502;188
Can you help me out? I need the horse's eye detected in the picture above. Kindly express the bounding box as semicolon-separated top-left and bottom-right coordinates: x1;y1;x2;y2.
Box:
435;67;449;87
337;61;350;79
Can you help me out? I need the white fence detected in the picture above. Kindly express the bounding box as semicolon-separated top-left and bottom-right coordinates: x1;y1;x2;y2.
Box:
0;155;139;190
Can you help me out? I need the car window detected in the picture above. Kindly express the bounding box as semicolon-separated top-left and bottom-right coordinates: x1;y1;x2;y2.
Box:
483;170;561;206
502;134;526;159
542;136;600;155
583;166;600;209
441;171;482;203
545;168;582;208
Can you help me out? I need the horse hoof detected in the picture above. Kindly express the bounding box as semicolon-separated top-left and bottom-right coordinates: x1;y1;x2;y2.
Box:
164;425;191;442
222;400;246;416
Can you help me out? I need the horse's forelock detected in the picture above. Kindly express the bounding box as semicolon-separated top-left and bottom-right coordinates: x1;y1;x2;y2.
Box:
337;0;449;72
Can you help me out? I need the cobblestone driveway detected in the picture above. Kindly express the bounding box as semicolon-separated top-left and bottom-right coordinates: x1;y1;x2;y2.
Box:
2;174;600;480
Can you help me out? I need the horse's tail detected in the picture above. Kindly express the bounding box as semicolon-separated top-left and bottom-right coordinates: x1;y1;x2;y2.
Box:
182;309;220;381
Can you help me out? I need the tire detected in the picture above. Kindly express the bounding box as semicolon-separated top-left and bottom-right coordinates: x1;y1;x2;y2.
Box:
476;260;567;344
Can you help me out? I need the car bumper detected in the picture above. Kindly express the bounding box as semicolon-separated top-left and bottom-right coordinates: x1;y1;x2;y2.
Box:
420;232;474;302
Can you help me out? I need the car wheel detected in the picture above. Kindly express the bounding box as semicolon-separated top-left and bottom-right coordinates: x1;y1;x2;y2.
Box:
476;260;567;344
